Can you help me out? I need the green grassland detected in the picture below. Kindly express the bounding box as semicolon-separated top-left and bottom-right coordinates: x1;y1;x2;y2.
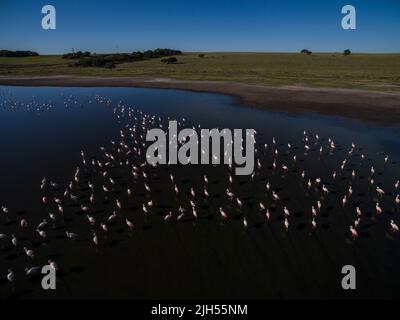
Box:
1;52;400;91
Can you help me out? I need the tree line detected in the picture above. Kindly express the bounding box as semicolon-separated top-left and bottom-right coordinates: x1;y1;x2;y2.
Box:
0;50;39;57
63;48;182;68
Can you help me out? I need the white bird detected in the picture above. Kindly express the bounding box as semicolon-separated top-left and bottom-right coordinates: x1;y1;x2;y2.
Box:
283;206;290;217
66;231;79;240
11;234;18;246
163;211;172;222
108;211;117;223
284;218;289;232
376;203;383;215
126;219;134;231
87;215;95;225
7;269;14;282
348;186;353;197
177;207;185;220
342;196;347;207
37;219;48;229
20;219;28;228
384;155;389;163
376;187;385;197
37;229;47;239
48;260;59;271
116;199;122;210
311;206;317;217
370;166;375;175
219;207;228;219
92;233;99;246
24;247;34;259
390;220;399;232
311;218;317;229
49;212;56;221
25;266;41;276
350;226;358;239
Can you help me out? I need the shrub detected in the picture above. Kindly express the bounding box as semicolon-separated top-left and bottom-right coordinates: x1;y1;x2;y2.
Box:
161;56;178;64
105;62;116;69
343;49;351;56
301;49;312;55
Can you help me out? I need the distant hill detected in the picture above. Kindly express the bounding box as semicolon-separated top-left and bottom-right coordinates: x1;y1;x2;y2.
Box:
0;50;39;57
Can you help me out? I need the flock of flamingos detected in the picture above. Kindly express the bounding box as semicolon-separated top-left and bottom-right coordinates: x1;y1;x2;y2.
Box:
0;92;399;290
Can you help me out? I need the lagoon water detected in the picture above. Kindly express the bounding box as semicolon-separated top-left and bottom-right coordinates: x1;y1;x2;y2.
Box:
0;86;400;299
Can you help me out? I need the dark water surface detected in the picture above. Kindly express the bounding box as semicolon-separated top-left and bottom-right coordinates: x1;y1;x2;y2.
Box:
0;86;399;299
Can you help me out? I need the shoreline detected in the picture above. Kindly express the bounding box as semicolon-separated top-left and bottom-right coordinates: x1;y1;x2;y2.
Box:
1;75;400;125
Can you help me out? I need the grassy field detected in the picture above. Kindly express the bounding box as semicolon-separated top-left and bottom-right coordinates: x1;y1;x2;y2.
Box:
1;52;400;91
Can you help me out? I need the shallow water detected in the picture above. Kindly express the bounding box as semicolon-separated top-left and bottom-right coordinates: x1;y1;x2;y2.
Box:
0;86;399;299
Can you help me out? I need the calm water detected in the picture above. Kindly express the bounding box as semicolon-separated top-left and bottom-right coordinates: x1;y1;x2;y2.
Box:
0;86;399;299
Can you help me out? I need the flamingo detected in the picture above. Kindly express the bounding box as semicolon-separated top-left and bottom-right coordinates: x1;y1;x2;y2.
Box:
66;231;79;240
87;215;95;225
164;211;172;222
48;260;59;271
390;220;399;232
311;206;317;217
11;234;18;246
24;247;34;259
177;207;185;220
283;206;290;217
37;219;48;229
25;266;41;276
376;203;383;215
342;195;347;207
265;209;270;221
7;269;14;282
37;229;47;239
219;207;228;219
311;218;317;229
92;232;99;246
350;226;358;239
284;218;289;232
108;211;117;223
20;219;28;228
126;219;134;231
376;187;385;197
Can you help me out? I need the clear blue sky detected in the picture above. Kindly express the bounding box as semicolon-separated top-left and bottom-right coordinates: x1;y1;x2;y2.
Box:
0;0;399;54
